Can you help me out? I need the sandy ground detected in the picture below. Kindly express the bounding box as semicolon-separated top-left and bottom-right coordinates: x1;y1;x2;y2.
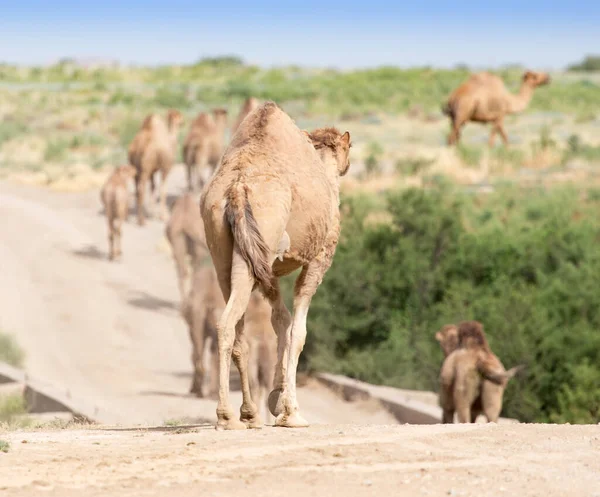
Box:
0;168;397;426
1;423;599;496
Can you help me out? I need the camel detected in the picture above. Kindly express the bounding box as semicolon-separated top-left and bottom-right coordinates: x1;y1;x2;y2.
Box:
128;109;184;225
181;262;277;422
231;97;260;135
182;108;228;192
165;192;208;302
200;101;351;430
442;70;551;147
436;321;524;424
100;164;137;261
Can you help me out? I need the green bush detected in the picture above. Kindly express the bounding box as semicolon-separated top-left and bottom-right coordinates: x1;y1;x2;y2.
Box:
44;138;69;162
0;333;24;367
364;141;384;176
302;184;600;423
568;55;600;72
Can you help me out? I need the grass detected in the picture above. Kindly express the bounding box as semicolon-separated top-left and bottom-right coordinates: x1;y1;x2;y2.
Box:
0;440;9;453
394;156;436;176
0;333;24;368
0;394;28;427
44;138;70;162
456;143;483;167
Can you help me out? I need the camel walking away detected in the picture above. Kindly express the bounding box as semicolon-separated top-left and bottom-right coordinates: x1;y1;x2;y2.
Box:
231;97;260;135
128;109;184;225
183;108;228;192
165;193;208;303
201;101;351;430
436;321;524;423
181;262;277;418
100;164;137;261
442;70;550;146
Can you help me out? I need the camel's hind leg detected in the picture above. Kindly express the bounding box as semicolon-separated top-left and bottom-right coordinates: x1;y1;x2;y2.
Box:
166;229;190;303
270;262;328;428
214;251;259;430
135;170;149;226
157;168;170;221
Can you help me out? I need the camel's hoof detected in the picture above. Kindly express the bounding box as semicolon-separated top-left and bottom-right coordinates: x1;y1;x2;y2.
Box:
241;415;263;429
275;411;309;428
268;388;285;417
215;418;247;431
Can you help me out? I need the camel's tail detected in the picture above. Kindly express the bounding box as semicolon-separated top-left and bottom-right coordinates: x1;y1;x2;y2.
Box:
478;359;525;386
225;182;274;298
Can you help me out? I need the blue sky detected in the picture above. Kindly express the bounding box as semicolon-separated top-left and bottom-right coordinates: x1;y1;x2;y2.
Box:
1;1;599;68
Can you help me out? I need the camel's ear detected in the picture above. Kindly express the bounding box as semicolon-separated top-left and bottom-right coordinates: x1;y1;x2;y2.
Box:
435;332;443;342
339;131;351;148
523;71;534;81
301;130;310;138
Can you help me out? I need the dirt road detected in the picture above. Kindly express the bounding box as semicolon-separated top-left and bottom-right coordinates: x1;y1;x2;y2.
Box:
0;169;396;426
1;423;599;496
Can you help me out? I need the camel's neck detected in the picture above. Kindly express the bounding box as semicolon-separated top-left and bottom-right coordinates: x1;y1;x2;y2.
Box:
506;83;535;114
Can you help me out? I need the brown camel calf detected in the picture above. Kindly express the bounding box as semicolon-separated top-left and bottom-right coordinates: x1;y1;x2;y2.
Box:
181;263;277;420
436;321;523;423
100;165;137;260
165;193;208;302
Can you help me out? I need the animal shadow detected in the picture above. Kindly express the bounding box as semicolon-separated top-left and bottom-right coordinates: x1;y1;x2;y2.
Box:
72;245;107;261
127;290;178;313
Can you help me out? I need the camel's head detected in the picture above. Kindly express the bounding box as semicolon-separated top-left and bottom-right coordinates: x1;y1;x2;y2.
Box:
212;108;229;126
167;109;184;130
522;71;551;87
457;320;491;352
306;127;352;177
435;324;459;357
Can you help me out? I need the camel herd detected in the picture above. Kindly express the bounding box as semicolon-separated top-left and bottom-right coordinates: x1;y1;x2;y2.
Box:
98;69;547;428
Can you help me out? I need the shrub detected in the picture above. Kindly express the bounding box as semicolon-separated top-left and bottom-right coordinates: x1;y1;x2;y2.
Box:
0;333;24;367
363;141;384;176
303;184;600;423
44;138;69;162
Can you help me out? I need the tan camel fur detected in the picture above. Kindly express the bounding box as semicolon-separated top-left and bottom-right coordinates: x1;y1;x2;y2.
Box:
436;321;523;423
100;165;137;260
181;263;276;415
165;193;208;302
183;109;228;192
442;70;550;146
231;97;260;135
128;109;184;225
201;101;351;430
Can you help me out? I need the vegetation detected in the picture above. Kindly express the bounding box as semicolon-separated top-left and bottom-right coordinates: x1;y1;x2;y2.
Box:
0;333;24;368
0;439;9;453
568;55;600;72
299;184;600;424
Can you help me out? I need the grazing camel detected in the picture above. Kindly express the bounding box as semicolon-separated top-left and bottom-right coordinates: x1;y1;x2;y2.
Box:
201;101;351;430
165;192;208;302
231;97;260;135
442;70;551;146
128;109;184;225
182;108;228;192
436;321;524;424
181;262;276;414
100;164;137;260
